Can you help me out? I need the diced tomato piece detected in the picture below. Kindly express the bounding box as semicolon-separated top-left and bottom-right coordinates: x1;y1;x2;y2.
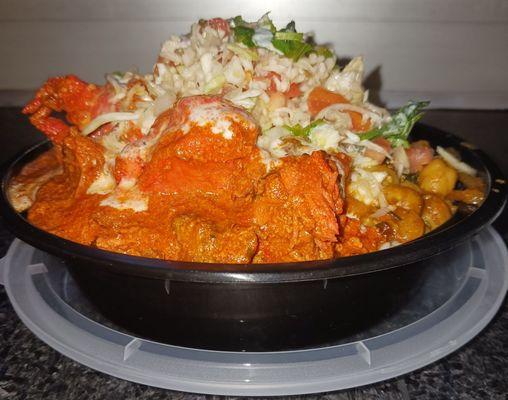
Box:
307;86;349;116
285;82;301;99
263;72;282;93
406;141;434;173
256;73;301;98
364;137;391;164
349;111;371;132
208;18;230;35
308;86;370;131
374;137;392;152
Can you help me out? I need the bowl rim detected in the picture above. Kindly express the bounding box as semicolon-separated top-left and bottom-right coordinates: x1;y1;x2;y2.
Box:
1;123;506;283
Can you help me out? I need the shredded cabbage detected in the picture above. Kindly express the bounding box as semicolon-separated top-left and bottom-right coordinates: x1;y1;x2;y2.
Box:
81;112;139;136
437;146;477;176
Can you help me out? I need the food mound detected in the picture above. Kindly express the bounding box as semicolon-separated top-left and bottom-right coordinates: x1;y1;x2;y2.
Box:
8;14;485;263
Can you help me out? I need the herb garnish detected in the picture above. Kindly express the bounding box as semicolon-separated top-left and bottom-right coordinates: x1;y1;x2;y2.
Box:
359;101;429;147
231;14;333;61
284;119;325;137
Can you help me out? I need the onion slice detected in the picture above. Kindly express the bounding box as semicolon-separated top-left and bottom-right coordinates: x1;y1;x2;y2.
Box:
392;146;410;177
369;205;396;219
436;146;477;176
316;103;384;125
81;112;139;136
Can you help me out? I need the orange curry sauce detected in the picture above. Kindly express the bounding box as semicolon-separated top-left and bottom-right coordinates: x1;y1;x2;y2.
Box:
15;78;381;263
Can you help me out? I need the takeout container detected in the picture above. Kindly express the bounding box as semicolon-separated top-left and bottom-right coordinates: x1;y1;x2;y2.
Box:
1;123;506;351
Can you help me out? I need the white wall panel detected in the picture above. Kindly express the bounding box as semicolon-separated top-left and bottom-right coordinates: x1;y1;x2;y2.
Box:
0;0;507;108
1;0;507;22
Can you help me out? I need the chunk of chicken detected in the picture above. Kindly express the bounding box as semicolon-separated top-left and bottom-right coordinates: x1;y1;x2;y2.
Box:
253;151;344;262
136;96;264;219
22;75;113;143
114;95;259;184
7;149;62;212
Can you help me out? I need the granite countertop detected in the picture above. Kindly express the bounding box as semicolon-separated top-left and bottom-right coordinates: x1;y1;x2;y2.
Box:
0;108;507;399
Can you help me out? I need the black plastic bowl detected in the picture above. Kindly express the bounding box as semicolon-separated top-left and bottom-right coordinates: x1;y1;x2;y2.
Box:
1;123;506;351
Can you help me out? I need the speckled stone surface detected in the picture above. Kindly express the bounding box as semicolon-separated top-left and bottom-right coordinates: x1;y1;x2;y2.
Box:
0;109;507;399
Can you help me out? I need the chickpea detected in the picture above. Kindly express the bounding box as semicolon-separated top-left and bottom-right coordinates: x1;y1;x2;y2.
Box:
421;194;452;230
447;189;485;205
346;196;375;220
388;207;425;243
383;184;423;214
400;180;422;193
268;92;286;111
366;165;399;185
418;159;458;196
458;172;485;190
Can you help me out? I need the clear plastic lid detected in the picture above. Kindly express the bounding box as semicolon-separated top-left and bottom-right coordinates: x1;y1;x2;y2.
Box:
1;226;507;396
